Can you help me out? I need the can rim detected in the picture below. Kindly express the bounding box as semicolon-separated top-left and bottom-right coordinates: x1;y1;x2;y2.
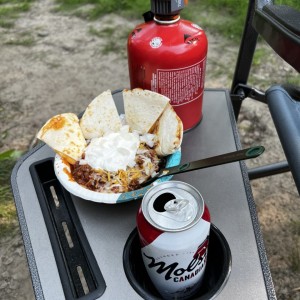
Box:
141;181;204;232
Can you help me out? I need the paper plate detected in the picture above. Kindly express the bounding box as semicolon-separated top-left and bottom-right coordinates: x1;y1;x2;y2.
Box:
54;150;181;204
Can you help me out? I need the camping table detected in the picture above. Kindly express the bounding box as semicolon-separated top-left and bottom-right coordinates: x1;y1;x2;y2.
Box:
11;89;276;300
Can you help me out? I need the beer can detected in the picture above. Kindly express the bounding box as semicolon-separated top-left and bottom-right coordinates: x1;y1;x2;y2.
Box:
136;181;211;299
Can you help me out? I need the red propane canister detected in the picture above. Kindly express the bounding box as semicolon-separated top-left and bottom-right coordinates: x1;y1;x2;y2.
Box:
128;0;208;131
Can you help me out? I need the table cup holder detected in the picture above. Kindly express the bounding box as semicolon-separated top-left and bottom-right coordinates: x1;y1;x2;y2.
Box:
123;224;231;300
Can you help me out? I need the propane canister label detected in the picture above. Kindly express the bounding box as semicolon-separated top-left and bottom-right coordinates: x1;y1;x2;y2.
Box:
150;59;206;106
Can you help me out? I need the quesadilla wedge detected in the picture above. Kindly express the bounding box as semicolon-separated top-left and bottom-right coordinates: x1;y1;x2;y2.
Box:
152;103;183;156
37;113;87;164
80;90;122;139
123;88;169;134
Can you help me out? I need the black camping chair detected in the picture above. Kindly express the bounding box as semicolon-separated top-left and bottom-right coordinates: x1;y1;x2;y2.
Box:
230;0;300;194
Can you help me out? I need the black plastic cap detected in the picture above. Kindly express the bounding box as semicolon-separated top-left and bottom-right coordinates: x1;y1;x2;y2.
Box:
151;0;185;15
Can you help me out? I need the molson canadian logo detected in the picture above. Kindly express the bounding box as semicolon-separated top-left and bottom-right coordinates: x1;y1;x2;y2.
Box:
143;237;209;282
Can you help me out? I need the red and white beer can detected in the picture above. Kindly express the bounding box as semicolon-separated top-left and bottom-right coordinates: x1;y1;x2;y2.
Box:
136;181;211;299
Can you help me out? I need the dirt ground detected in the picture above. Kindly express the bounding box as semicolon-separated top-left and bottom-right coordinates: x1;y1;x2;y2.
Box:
0;0;299;299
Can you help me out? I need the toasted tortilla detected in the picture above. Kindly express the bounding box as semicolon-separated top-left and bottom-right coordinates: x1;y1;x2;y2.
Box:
123;89;169;134
37;113;86;164
80;90;122;139
152;103;183;156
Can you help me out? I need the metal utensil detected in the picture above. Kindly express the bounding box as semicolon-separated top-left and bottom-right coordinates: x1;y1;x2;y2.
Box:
141;146;265;187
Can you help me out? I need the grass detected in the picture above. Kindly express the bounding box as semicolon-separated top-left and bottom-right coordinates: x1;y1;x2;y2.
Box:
53;0;300;40
288;221;300;272
0;0;34;28
289;248;300;273
53;0;149;20
0;150;23;237
184;0;300;40
1;0;299;35
89;25;130;55
89;26;115;38
4;31;35;46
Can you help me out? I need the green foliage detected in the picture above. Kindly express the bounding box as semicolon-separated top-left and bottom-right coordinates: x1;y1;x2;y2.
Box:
89;25;115;38
291;220;300;236
54;0;300;40
183;0;300;40
55;0;148;19
89;25;130;55
0;2;30;16
2;0;300;35
0;150;23;236
287;221;300;272
4;32;35;46
0;0;34;3
252;48;268;66
0;0;34;28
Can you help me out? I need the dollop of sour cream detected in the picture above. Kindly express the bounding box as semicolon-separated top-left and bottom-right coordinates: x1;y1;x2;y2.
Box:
80;126;140;172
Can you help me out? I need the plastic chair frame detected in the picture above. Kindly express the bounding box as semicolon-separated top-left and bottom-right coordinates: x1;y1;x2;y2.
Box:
230;0;300;194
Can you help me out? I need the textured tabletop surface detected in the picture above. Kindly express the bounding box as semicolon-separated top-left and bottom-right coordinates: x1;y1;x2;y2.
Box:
11;89;275;300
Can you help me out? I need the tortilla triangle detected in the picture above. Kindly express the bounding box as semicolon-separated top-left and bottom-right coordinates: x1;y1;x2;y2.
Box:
123;88;169;134
80;90;122;139
37;113;86;164
152;103;183;156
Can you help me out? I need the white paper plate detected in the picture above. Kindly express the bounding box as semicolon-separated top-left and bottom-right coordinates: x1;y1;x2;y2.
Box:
54;150;181;204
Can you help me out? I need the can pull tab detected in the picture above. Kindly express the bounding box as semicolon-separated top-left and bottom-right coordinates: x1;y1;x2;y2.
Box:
164;199;189;212
152;194;193;223
149;191;198;228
